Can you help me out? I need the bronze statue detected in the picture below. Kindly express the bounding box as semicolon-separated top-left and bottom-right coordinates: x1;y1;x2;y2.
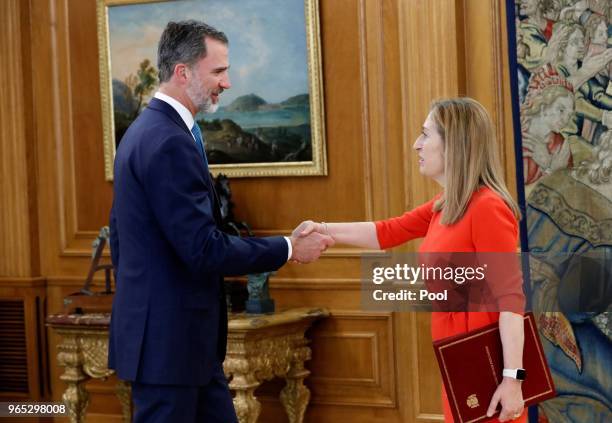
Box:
246;271;275;314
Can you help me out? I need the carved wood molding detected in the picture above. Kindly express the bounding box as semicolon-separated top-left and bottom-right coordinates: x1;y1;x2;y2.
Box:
398;0;464;216
0;0;37;277
463;0;516;194
359;0;390;221
0;277;47;288
308;311;396;408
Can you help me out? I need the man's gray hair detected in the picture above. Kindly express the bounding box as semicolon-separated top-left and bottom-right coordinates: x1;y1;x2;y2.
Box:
157;20;228;83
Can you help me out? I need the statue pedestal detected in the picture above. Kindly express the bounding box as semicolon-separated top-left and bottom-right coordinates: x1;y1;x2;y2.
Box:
246;298;275;314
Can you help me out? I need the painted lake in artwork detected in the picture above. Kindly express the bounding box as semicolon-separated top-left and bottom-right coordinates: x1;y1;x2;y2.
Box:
198;93;312;164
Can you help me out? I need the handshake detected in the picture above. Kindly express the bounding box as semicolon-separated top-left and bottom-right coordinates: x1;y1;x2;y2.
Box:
289;221;333;264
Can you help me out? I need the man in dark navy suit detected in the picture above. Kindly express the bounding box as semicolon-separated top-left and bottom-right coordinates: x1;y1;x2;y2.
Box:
108;20;333;423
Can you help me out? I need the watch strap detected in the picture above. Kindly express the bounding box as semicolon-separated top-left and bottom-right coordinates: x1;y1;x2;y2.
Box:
503;368;526;380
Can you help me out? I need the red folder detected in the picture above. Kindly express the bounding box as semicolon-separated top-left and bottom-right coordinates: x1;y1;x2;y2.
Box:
433;313;556;423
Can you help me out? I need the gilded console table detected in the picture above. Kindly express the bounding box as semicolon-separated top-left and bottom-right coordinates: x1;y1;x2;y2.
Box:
45;313;130;423
47;307;328;423
223;307;328;423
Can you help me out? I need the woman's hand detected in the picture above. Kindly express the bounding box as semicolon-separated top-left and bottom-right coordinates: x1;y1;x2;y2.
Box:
486;377;525;422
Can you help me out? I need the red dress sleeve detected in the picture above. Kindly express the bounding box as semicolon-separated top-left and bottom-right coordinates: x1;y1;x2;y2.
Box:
374;198;436;249
470;195;518;252
470;195;525;313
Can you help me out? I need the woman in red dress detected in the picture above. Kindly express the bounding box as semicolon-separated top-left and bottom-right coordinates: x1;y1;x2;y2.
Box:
295;98;527;422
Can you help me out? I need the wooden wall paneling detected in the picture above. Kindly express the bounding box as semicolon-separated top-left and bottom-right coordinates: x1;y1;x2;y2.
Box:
397;1;466;421
31;0;86;279
0;0;39;278
370;3;433;418
21;0;41;280
398;0;465;219
31;0;101;286
30;0;60;278
361;0;390;221
68;0;113;236
381;0;409;220
408;312;444;422
499;1;519;200
463;0;518;199
0;0;50;407
398;0;454;255
53;0;82;256
308;312;396;407
58;0;111;256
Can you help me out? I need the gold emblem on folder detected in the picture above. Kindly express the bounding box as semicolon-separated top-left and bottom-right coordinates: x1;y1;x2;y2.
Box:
466;394;479;409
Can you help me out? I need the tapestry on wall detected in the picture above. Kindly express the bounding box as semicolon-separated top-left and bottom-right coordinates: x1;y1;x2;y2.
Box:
508;0;611;422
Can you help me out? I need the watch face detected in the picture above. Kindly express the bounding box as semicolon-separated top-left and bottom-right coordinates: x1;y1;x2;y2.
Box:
517;369;527;380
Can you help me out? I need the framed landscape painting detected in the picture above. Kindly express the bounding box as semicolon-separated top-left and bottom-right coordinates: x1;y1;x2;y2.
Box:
97;0;326;179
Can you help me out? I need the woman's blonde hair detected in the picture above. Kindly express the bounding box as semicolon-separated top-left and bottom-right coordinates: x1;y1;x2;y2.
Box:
430;97;521;225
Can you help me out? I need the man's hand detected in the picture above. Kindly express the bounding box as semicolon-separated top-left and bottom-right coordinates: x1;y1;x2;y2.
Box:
289;231;334;264
486;378;525;422
292;220;325;238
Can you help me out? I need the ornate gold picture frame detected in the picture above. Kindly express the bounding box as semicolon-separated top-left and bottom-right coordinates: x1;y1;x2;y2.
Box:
97;0;326;179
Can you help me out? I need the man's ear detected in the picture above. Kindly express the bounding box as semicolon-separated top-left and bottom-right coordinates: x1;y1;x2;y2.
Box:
173;63;189;84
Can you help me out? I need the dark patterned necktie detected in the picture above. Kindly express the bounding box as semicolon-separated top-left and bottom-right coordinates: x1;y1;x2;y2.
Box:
190;123;209;167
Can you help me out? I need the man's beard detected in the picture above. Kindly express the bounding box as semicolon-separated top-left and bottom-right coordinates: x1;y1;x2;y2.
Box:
201;97;219;114
186;75;220;114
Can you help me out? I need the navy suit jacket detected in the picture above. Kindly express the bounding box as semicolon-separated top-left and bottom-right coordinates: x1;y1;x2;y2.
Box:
108;98;288;385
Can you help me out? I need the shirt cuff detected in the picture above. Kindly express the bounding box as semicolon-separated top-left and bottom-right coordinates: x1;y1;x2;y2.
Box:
284;236;293;261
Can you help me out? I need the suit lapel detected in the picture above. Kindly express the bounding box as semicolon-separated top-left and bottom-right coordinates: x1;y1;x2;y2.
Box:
148;98;192;138
148;98;223;223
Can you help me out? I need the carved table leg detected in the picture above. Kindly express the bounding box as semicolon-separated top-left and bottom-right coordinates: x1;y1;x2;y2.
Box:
280;346;312;423
230;372;262;423
116;380;132;423
57;334;89;423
